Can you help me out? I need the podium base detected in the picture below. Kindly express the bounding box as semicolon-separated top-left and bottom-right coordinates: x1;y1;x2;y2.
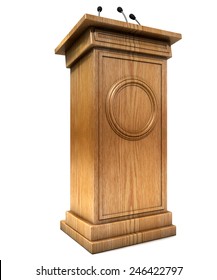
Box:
60;211;176;254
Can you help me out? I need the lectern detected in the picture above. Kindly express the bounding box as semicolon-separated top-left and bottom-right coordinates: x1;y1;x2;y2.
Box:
55;14;181;253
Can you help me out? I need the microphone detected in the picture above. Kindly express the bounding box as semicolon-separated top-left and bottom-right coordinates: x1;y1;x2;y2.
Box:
97;6;102;16
129;13;141;25
117;7;128;22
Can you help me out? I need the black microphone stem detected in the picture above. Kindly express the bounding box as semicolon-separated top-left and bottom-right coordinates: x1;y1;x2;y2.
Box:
129;13;141;25
117;7;128;22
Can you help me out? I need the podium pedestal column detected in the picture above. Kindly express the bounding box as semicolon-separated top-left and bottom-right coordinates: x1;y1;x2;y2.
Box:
55;14;181;253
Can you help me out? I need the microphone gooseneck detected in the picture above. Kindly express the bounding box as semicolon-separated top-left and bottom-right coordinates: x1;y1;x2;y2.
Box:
129;13;141;25
117;7;128;22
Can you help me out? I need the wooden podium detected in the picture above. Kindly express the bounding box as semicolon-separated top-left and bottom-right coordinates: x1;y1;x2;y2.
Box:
55;14;181;253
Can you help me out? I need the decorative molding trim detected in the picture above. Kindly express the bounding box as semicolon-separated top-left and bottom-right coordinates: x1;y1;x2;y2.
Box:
105;77;158;141
94;29;171;56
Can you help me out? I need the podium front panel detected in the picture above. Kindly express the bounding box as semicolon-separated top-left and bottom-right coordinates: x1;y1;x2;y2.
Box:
98;50;167;221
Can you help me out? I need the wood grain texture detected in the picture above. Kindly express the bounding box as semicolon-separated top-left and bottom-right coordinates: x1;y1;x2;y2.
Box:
65;28;172;68
105;77;158;140
69;49;167;224
61;220;176;254
55;14;181;55
55;15;181;253
98;51;166;220
66;28;93;68
93;29;172;58
70;51;98;223
65;211;173;241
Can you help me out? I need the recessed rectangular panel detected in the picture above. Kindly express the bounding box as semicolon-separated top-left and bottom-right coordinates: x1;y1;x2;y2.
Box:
99;51;166;220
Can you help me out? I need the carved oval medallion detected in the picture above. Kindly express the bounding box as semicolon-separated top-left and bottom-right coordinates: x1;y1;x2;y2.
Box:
106;78;158;140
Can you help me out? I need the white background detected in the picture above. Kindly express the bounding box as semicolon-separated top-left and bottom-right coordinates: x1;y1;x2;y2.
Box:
0;0;217;279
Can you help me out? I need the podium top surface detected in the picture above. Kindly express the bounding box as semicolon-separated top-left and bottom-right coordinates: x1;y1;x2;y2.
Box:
55;14;181;55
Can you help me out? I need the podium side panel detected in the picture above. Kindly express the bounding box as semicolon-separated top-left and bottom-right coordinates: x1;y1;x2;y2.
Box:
70;51;98;223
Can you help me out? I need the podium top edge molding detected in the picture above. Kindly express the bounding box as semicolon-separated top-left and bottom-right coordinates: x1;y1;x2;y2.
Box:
55;14;182;55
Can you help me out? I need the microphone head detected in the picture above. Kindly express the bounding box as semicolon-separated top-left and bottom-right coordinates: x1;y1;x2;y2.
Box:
117;7;123;13
129;14;136;20
97;6;102;12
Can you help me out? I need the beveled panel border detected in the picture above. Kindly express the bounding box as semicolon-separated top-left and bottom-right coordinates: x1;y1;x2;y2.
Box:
105;77;158;141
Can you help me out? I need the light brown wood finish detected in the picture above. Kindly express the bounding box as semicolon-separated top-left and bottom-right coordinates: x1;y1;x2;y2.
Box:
99;51;165;220
64;211;173;241
65;28;172;68
55;14;181;55
61;219;176;254
56;14;181;253
70;52;98;223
